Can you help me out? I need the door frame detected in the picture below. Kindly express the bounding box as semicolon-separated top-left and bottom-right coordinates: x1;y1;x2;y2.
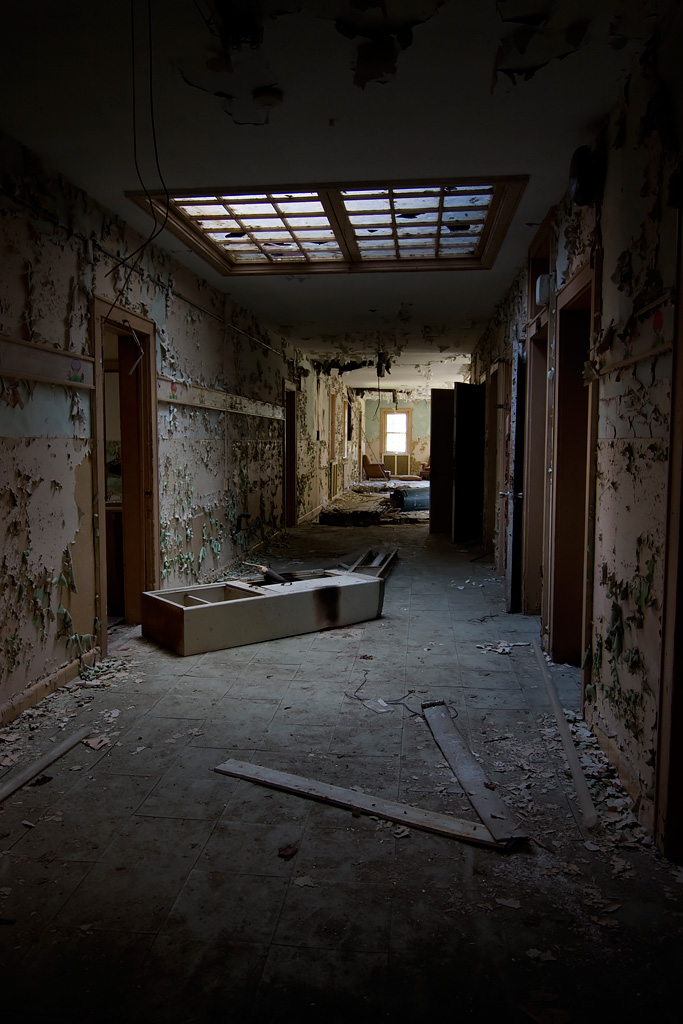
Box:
656;210;683;859
284;381;297;527
546;264;595;665
92;298;159;651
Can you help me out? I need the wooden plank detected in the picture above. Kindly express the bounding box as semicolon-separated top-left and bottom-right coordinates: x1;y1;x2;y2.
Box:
422;702;527;843
532;640;598;828
0;726;93;803
157;377;284;420
597;342;672;376
214;758;509;849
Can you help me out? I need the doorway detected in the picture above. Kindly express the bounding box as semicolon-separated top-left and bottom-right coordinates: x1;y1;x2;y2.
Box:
548;287;591;664
522;333;548;614
94;301;159;651
284;385;297;527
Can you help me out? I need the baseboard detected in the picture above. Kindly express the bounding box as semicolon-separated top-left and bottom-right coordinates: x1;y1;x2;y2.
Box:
0;649;98;726
296;504;323;524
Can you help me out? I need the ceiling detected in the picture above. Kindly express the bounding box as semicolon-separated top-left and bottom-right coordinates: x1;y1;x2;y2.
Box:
0;1;655;390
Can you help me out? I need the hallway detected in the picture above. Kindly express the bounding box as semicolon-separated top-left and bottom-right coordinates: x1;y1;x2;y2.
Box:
0;523;679;1022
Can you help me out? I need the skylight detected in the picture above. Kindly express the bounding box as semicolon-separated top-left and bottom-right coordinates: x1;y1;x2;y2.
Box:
127;178;526;276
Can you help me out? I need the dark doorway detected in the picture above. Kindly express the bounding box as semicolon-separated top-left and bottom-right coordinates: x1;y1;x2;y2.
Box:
505;334;526;612
284;388;297;527
522;332;548;615
550;293;591;664
95;302;159;650
452;382;486;544
429;388;454;534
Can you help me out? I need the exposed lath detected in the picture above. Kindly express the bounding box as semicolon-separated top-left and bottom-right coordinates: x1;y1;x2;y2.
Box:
128;178;527;277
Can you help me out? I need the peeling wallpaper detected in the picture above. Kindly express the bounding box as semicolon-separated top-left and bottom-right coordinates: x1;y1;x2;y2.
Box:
0;133;352;706
470;47;679;825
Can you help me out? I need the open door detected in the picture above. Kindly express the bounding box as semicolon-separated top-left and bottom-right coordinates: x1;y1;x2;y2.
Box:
548;285;591;664
429;388;455;534
503;333;525;612
522;331;548;614
452;382;485;544
93;301;159;649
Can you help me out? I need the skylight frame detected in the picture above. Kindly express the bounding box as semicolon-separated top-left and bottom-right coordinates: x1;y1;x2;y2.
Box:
127;177;527;276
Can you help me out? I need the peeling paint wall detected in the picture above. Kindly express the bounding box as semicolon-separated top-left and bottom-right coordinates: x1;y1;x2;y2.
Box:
363;393;431;475
0;133;305;707
470;43;679;827
582;49;678;823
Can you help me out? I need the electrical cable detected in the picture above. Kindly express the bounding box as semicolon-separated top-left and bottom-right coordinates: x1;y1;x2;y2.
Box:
105;0;170;279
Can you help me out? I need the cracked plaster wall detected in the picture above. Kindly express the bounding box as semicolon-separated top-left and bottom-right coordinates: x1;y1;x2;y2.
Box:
470;45;679;824
0;133;314;705
582;51;678;824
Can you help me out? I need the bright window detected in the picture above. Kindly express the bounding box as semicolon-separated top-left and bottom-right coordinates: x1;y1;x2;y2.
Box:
382;410;410;454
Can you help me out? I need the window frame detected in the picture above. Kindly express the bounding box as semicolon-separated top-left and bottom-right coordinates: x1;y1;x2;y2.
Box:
381;407;412;456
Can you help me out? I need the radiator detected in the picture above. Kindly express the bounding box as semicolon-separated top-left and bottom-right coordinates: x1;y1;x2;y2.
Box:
382;453;410;476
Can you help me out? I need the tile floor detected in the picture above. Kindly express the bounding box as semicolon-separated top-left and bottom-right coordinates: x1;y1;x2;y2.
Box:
0;524;681;1022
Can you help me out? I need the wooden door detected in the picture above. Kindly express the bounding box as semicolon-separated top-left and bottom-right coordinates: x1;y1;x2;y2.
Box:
504;334;525;612
549;301;591;664
429;388;454;534
452;382;485;544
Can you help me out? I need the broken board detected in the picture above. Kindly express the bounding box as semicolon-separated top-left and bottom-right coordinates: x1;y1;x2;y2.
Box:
214;758;513;850
422;701;527;843
142;570;383;656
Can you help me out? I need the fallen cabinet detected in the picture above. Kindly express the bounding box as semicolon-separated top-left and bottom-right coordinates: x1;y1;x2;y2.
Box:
141;570;384;656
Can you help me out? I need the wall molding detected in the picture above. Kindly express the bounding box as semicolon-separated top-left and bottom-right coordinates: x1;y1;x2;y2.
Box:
157;376;284;420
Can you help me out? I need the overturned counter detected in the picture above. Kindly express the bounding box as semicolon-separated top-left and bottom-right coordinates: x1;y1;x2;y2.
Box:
141;570;385;656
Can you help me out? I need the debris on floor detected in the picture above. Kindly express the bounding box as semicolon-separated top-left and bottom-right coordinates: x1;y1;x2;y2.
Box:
422;699;527;844
476;641;531;654
318;488;429;525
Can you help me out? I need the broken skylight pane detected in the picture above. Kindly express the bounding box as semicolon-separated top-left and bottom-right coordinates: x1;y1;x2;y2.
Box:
155;177;520;272
357;237;394;248
394;196;439;211
198;219;242;230
230;203;277;217
221;194;268;201
348;214;392;226
294;230;336;240
276;201;325;215
178;203;224;217
285;217;330;228
343;198;390;212
251;230;293;240
396;225;435;237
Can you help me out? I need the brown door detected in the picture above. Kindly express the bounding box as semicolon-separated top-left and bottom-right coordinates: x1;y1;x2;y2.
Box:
522;332;548;614
94;301;159;645
452;382;485;544
549;295;591;664
429;388;454;534
504;334;525;612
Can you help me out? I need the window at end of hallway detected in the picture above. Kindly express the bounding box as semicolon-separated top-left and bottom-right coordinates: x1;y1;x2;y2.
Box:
382;410;410;454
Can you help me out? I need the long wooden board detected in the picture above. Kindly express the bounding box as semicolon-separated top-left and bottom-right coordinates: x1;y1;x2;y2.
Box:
422;701;527;843
214;758;509;849
532;641;598;829
0;726;93;803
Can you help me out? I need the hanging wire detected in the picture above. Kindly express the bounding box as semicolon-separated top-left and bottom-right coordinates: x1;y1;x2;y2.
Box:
104;0;171;281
